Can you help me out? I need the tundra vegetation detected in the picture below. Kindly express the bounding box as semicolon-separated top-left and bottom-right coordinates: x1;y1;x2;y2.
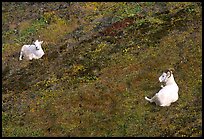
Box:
2;2;202;137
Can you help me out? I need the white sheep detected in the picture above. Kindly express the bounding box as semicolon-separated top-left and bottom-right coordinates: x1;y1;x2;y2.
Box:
145;68;179;107
19;40;45;60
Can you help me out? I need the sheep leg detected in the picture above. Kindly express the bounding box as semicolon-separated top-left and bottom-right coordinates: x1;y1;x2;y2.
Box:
19;51;23;60
145;96;154;103
29;56;33;60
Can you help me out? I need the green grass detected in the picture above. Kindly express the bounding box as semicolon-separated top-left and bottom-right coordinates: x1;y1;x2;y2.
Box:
2;2;202;137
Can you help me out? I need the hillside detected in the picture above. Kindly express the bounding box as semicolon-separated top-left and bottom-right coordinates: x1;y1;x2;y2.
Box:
2;2;202;137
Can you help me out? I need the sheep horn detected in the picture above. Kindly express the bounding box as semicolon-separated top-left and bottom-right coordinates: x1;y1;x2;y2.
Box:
168;68;175;73
167;68;175;78
169;70;172;78
164;69;172;78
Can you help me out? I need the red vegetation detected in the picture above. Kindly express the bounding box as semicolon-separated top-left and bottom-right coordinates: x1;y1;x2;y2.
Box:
101;17;135;36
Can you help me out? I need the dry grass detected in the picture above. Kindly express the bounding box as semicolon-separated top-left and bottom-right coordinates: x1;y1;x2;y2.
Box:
38;18;78;45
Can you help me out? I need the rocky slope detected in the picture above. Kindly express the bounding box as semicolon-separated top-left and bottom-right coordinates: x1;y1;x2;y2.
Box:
2;2;202;137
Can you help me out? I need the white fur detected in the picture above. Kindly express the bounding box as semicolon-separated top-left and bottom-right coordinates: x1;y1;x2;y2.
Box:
145;70;179;107
19;40;45;60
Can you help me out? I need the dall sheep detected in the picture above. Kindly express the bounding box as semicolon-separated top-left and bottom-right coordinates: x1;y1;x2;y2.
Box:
145;68;179;107
19;40;44;61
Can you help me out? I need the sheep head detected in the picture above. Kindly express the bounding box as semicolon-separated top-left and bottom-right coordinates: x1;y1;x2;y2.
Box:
159;68;175;83
34;40;43;50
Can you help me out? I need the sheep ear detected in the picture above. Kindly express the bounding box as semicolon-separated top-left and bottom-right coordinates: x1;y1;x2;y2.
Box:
35;40;38;43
